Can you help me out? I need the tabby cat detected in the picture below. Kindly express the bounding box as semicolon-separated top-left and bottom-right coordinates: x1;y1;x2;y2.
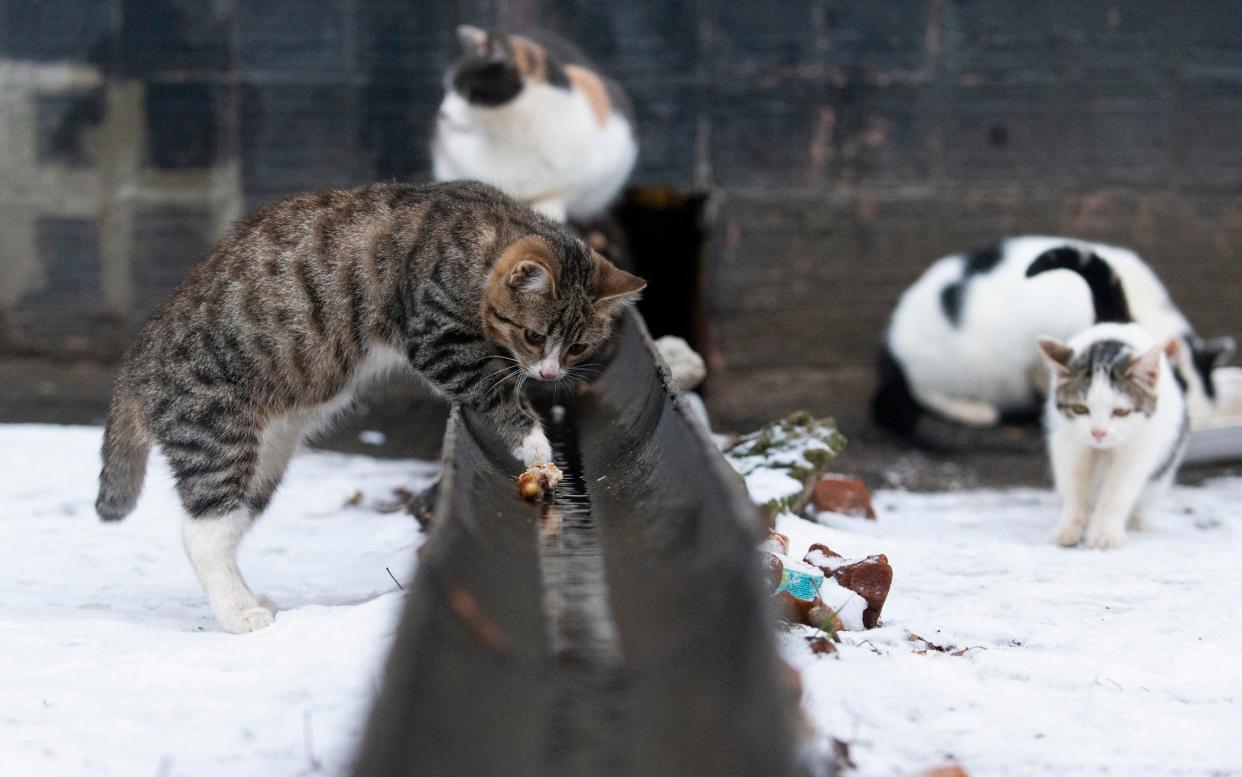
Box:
1038;323;1188;549
95;181;644;633
432;24;637;222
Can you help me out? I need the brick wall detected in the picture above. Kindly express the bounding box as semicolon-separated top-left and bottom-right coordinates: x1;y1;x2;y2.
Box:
2;1;1240;433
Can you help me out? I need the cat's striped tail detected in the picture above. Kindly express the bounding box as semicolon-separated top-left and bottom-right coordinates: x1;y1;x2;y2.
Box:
1025;246;1133;324
96;385;152;522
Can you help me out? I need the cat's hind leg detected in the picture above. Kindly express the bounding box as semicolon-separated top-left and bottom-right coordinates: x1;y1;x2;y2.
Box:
1130;469;1176;531
164;408;286;633
183;509;273;633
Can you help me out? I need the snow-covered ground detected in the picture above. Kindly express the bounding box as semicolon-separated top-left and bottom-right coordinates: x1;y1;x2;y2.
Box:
780;486;1242;776
0;425;436;777
2;424;1240;776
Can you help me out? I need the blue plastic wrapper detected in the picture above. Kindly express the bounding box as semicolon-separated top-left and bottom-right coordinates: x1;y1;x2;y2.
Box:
770;552;825;602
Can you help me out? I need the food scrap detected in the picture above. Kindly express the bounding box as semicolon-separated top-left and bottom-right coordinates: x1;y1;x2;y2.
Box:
517;462;563;500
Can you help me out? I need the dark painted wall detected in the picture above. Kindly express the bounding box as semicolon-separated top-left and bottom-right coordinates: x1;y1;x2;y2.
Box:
2;1;1240;433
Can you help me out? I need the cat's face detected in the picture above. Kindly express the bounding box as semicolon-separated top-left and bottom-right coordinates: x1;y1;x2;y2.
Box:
482;235;645;382
1039;336;1172;449
449;25;552;107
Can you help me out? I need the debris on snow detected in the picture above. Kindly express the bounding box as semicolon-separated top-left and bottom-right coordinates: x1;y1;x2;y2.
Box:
809;473;877;519
801;545;893;629
724;412;847;517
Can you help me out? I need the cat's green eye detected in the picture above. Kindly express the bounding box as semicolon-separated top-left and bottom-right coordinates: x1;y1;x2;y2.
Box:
1112;408;1132;417
1071;404;1089;416
523;329;546;346
567;343;588;356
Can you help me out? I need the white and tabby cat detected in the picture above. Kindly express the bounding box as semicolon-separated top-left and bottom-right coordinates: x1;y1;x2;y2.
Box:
874;236;1235;435
432;25;638;223
1038;324;1188;549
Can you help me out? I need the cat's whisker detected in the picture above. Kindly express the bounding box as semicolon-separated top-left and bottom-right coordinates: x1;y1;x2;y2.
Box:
480;362;522;382
485;366;522;395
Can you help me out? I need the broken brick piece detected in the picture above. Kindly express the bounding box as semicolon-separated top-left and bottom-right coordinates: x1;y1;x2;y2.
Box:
805;633;838;655
833;555;893;628
762;531;790;555
803;549;893;629
810;474;876;519
779;592;844;635
803;543;843;569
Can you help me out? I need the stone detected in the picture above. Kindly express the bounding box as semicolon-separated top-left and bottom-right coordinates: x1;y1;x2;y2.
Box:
803;545;893;629
762;531;790;555
778;592;844;636
831;555;892;629
810;474;876;518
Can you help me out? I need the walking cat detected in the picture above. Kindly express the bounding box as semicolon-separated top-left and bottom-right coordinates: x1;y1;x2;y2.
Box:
1038;323;1188;549
95;181;644;633
432;24;638;223
874;236;1234;435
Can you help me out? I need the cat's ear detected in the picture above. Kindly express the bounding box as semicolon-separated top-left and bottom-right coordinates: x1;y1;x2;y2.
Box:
591;253;645;307
1037;337;1073;376
456;24;487;53
495;236;558;296
509;260;553;295
1126;343;1166;391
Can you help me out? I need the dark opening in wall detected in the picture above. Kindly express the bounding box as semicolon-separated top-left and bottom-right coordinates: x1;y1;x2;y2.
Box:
611;187;708;353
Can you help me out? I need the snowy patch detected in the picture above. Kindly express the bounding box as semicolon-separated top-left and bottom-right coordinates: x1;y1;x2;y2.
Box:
3;424;1241;775
774;483;1242;776
0;425;437;777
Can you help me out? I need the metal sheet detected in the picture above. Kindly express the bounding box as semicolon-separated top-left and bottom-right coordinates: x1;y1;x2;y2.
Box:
352;310;799;777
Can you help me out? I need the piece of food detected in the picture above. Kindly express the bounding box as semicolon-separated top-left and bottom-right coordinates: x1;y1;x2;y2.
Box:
516;462;563;500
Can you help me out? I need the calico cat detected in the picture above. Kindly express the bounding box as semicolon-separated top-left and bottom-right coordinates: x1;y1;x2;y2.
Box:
874;236;1234;435
95;180;644;633
432;24;638;223
1038;323;1188;549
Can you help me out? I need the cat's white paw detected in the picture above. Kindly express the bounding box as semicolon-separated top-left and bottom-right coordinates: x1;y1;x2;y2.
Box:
1085;526;1127;550
220;605;276;634
518;427;553;467
1053;521;1084;547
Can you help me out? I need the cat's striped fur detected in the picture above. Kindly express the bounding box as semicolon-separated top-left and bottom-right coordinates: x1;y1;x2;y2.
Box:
96;180;644;632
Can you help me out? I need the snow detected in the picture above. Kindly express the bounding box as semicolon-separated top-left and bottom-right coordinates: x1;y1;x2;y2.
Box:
777;484;1242;776
743;466;806;506
0;425;437;777
3;423;1241;776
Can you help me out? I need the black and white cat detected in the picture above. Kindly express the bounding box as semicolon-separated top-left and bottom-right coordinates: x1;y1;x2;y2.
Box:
873;236;1235;435
432;25;638;223
1038;324;1187;549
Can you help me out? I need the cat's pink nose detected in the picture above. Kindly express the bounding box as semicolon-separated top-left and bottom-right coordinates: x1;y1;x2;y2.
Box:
1092;428;1107;441
540;367;559;380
